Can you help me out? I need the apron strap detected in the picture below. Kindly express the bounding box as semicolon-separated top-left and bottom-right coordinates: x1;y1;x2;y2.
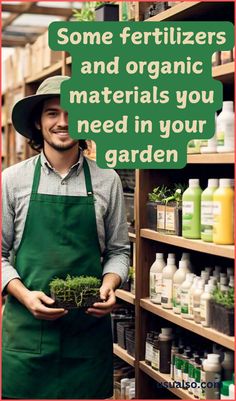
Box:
31;155;94;197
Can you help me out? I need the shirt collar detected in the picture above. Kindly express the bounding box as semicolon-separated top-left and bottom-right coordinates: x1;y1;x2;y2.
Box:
40;149;84;176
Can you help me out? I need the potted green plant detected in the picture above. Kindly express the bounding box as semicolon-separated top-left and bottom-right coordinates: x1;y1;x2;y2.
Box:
162;183;186;236
73;2;103;22
211;287;234;336
49;275;102;309
146;185;169;231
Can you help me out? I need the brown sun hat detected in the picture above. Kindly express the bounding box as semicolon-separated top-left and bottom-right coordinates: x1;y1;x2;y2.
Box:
12;75;69;139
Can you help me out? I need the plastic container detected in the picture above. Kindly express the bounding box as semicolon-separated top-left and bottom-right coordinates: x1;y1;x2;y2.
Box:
221;351;234;381
181;252;193;271
161;256;177;309
182;179;202;239
159;328;173;374
173;260;190;314
201;113;218;153
216;101;234;153
193;280;205;324
213;179;234;245
201;354;222;399
201;178;219;242
200;284;213;327
149;253;166;304
180;273;194;319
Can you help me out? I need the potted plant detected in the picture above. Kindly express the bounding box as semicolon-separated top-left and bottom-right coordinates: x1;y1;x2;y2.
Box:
49;275;102;309
162;183;186;236
73;2;103;22
146;185;169;231
211;287;234;336
95;2;119;21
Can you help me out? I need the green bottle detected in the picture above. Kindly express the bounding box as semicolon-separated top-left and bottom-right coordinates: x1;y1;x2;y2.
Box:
201;179;219;242
182;179;202;239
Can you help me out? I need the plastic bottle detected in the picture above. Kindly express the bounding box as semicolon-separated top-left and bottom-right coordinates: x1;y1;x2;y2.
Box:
216;101;235;153
201;113;218;153
159;328;174;374
181;252;193;271
213;179;234;245
200;284;213;327
201;270;210;284
221;351;234;381
173;260;190;314
149;253;166;304
205;266;213;275
161;257;177;309
193;355;203;399
229;276;234;288
182;349;192;385
201;179;219;242
182;179;202;239
220;380;233;399
188;353;198;395
201;354;222;399
180;273;194;319
220;277;229;292
229;374;235;400
226;267;234;277
151;334;160;371
189;276;200;319
145;332;154;366
193;280;205;324
171;342;179;380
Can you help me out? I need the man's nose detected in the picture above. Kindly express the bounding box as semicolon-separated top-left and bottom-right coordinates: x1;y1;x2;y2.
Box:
57;112;68;126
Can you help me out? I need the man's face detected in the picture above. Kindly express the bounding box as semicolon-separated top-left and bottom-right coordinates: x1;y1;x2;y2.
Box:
39;97;78;152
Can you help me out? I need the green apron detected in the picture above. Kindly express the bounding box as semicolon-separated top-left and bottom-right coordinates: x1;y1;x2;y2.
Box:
2;156;113;399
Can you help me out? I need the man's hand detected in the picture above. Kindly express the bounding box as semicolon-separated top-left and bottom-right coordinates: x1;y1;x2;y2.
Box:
24;291;68;320
6;279;68;321
86;286;116;318
86;273;121;318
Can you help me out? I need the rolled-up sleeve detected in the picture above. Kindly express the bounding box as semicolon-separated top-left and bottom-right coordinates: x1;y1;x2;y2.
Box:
102;173;130;286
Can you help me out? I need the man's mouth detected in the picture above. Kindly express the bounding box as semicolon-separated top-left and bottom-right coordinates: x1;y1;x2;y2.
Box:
52;131;69;137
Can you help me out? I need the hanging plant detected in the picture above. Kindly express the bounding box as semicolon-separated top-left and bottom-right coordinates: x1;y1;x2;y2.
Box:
49;275;102;309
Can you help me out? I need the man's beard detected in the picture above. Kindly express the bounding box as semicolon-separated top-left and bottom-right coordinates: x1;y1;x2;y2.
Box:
44;137;79;152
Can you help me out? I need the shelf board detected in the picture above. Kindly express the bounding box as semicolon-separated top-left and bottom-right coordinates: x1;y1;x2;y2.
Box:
140;299;235;351
140;229;234;259
128;232;136;242
213;62;234;84
26;61;63;83
139;361;195;400
187;153;234;164
113;343;135;367
115;289;135;305
66;56;72;65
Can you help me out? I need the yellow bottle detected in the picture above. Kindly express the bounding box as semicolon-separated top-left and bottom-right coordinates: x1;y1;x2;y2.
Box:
213;179;234;244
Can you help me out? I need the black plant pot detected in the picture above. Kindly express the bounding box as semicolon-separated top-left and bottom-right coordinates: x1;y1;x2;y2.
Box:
146;201;158;230
95;4;119;21
51;288;102;310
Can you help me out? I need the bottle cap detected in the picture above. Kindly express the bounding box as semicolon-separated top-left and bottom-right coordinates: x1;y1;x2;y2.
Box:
205;267;212;273
161;328;172;336
219;178;232;188
227;267;234;276
179;260;187;269
156;253;164;259
168;253;175;259
207;354;221;363
181;252;190;260
222;100;234;111
189;178;200;187
208;178;219;188
214;266;221;273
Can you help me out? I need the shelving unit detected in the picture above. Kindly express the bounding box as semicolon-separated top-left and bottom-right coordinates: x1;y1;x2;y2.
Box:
2;2;234;400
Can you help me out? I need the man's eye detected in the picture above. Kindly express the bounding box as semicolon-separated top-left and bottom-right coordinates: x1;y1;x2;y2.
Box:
48;112;58;117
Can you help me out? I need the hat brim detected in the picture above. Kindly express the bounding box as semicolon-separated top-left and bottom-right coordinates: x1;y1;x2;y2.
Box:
12;94;59;140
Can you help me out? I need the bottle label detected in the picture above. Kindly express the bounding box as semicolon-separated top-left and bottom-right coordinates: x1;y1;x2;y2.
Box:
181;289;190;314
145;342;153;363
183;201;194;232
166;206;176;231
151;348;159;370
157;205;165;229
173;283;181;313
161;278;172;305
213;201;221;216
150;272;162;302
201;201;214;235
200;299;207;322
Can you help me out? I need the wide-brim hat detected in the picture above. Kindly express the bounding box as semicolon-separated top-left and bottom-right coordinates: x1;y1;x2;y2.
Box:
12;75;69;140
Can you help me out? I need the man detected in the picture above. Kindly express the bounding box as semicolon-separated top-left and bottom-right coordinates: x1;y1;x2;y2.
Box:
2;75;130;399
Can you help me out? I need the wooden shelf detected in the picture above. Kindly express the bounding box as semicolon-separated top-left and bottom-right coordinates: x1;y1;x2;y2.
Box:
116;289;135;305
213;62;235;84
26;60;62;83
113;343;135;367
146;2;201;21
187;153;234;164
128;232;136;242
140;299;235;351
140;229;234;259
139;361;195;400
66;56;72;65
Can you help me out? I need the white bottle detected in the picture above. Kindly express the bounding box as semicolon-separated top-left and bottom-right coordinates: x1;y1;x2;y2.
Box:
220;277;229;292
189;276;200;318
200;284;213;327
193;279;205;324
173;260;190;314
221;351;234;381
161;256;177;309
201;113;218;153
201;270;210;284
229;382;235;400
205;266;213;275
227;267;234;277
180;273;194;319
217;101;235;153
201;354;222;399
229;276;234;288
181;252;193;271
149;253;166;304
